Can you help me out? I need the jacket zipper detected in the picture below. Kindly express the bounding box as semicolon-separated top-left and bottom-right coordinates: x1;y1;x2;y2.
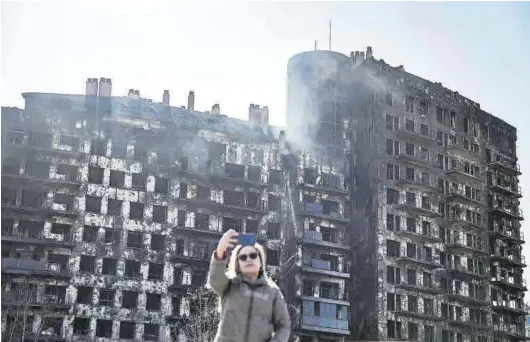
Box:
244;288;255;341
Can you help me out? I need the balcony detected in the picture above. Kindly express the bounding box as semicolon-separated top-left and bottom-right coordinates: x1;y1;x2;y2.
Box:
1;172;82;191
394;177;436;193
488;180;523;198
298;203;349;224
395;282;442;295
445;240;486;256
301;230;349;251
393;307;442;321
1;292;71;310
395;199;440;218
395;118;437;145
444;165;483;184
395;249;443;269
1;258;71;278
493;324;530;340
209;165;268;188
491;277;527;291
488;205;524;221
1;232;75;248
302;259;349;279
487;158;522;176
446;262;487;279
171;249;211;268
490;253;527;268
445;289;488;306
298;180;348;196
394;152;433;169
446;216;483;229
445;187;483;207
301;315;349;335
445;141;481;162
489;224;524;244
492;300;528;315
446;318;489;331
172;225;223;239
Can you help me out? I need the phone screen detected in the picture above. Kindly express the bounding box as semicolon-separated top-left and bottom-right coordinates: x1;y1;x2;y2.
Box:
238;233;256;246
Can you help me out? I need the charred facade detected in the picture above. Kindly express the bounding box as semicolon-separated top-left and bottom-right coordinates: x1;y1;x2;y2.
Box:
1;46;525;342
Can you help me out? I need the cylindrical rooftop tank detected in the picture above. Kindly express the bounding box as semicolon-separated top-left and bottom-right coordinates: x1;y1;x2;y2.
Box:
286;51;351;152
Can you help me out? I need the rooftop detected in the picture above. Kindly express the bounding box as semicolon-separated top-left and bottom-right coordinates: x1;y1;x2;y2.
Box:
21;92;283;143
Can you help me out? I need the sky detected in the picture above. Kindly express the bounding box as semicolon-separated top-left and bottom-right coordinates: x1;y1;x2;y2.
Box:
2;0;530;284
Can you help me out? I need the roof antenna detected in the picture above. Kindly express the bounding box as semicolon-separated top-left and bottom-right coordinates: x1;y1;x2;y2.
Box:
328;19;332;51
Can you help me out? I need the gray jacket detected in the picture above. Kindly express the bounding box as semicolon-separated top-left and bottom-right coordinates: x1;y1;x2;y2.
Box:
207;252;292;342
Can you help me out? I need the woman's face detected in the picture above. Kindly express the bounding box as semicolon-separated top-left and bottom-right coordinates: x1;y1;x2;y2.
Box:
237;246;262;277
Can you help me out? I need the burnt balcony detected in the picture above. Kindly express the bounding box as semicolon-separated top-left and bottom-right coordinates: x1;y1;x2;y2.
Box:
394;226;442;244
172;225;223;239
298;202;349;224
444;140;482;162
209;164;268;188
2;171;82;191
1;232;75;248
1;258;71;278
301;229;349;251
446;215;483;229
446;318;489;331
395;282;442;295
395;248;443;269
487;157;522;176
302;258;349;279
489;222;524;244
488;179;522;198
1;292;71;310
395;118;437;145
171;248;212;268
395;198;441;218
491;276;527;292
394;151;433;169
445;187;483;206
490;252;526;268
220;191;268;214
493;324;529;340
492;300;528;315
444;164;483;184
445;289;489;306
393;307;442;321
445;239;486;256
4;130;85;158
394;176;437;193
299;170;348;196
488;205;524;221
446;262;487;279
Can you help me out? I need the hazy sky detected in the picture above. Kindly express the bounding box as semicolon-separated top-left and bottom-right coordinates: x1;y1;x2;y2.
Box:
2;1;530;283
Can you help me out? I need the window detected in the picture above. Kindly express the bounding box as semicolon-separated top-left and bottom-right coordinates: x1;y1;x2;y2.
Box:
387;240;400;257
387;188;399;205
386;139;400;155
386;266;401;284
119;322;135;339
386;164;400;180
99;289;115;306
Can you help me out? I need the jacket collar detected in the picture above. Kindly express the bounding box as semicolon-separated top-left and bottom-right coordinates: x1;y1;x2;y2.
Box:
233;273;268;287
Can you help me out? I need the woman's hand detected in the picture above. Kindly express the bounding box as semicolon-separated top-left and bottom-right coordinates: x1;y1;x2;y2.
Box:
216;229;239;256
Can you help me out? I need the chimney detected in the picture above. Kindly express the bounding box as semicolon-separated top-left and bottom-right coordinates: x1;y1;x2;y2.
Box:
134;89;140;97
260;106;269;127
279;130;288;155
359;52;365;63
366;46;373;59
249;104;260;125
188;91;195;111
128;89;135;97
85;78;98;96
98;78;112;97
212;104;220;115
163;90;170;105
354;51;360;65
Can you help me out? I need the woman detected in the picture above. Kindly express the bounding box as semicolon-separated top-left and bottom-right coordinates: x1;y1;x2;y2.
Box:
207;229;292;342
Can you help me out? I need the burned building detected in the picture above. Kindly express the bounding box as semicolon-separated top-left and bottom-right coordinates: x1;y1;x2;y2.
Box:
285;48;525;342
1;46;525;342
1;73;352;342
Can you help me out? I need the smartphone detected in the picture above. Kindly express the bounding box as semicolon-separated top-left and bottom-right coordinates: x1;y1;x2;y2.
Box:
238;233;256;246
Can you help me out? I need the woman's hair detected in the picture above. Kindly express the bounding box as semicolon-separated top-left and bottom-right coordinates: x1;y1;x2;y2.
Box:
215;243;276;312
